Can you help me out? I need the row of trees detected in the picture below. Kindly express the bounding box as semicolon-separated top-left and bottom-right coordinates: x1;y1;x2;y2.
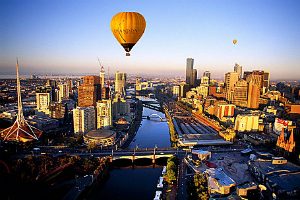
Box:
165;156;178;184
8;154;105;183
164;105;179;145
187;173;209;200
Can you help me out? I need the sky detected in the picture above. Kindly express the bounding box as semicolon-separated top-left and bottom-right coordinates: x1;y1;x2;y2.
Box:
1;0;300;80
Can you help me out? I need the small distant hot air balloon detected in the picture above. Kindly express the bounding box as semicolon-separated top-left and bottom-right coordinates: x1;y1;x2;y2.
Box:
110;12;146;56
233;39;238;45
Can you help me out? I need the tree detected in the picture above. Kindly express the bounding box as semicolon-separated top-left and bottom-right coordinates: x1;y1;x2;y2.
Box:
188;173;209;200
87;142;97;152
166;156;178;184
167;168;177;183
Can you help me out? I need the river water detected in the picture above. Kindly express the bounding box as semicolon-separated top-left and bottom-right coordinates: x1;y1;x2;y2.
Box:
89;167;163;200
88;99;171;200
129;106;171;149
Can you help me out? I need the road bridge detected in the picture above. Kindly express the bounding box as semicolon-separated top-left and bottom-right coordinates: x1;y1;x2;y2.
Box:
142;101;163;112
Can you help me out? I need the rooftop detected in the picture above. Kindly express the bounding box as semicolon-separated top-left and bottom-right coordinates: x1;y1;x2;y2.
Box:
250;159;300;176
268;172;300;192
205;168;236;186
85;129;116;139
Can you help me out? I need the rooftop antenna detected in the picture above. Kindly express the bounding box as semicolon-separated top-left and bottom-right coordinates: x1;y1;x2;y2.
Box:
108;66;110;85
97;57;104;70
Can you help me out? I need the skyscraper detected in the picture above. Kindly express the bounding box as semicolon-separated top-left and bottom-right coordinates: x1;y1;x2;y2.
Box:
244;70;270;94
46;79;57;101
78;76;101;107
58;83;69;102
225;72;239;102
186;58;194;85
234;63;242;79
203;71;211;80
100;66;105;89
73;106;95;134
115;71;127;95
247;80;260;109
201;76;210;86
173;85;180;98
96;100;112;129
232;79;248;107
112;94;131;120
191;69;197;87
36;86;52;114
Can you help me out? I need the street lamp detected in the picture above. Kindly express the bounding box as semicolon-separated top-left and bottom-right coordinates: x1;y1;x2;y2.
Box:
154;144;157;155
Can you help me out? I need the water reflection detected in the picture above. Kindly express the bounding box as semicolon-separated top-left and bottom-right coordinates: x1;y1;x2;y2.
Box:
88;167;163;200
129;106;171;149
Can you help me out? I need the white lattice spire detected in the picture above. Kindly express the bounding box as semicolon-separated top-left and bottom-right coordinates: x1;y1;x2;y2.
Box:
16;58;25;124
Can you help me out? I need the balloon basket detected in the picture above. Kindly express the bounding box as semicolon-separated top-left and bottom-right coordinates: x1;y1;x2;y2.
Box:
126;53;130;56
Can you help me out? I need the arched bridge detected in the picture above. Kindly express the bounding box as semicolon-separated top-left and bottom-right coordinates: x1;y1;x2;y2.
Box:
142;113;166;121
113;153;173;164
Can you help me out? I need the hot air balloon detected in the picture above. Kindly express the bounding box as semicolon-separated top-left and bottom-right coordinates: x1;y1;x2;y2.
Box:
110;12;146;56
233;39;238;45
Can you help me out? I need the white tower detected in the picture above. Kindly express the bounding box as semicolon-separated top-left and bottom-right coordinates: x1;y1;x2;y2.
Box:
1;59;42;142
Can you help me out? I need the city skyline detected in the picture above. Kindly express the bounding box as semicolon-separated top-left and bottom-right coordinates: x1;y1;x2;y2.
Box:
1;0;300;80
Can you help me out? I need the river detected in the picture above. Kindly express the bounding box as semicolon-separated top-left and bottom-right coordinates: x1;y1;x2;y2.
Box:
129;106;171;149
87;98;171;200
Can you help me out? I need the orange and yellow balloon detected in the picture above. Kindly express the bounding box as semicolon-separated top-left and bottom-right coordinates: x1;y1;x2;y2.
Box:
110;12;146;56
233;39;238;45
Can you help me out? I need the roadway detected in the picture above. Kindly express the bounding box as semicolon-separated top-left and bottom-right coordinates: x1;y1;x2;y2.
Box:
26;144;255;158
177;153;188;200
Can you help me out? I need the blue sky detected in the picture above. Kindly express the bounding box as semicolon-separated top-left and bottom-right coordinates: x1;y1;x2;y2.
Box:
1;0;299;79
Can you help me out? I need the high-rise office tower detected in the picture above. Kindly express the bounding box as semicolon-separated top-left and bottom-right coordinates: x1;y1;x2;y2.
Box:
102;87;110;100
135;77;142;91
100;66;105;89
49;102;65;119
78;76;101;107
191;69;197;87
197;85;209;98
58;83;69;102
115;71;127;95
203;71;211;80
247;80;260;109
67;79;73;94
46;80;57;101
96;100;112;129
173;85;180;98
36;86;52;114
73;106;95;134
225;72;239;102
244;70;269;94
262;71;270;93
112;94;130;120
186;58;194;85
234;63;242;79
201;76;210;86
232;79;248;107
180;83;190;98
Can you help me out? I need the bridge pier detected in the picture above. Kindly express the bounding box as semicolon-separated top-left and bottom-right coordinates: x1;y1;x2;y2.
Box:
152;154;156;164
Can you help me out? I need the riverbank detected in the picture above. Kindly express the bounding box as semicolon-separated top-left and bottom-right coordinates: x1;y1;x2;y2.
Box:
120;100;143;149
163;103;179;146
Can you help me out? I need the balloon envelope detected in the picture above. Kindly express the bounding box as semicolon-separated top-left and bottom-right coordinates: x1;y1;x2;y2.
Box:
110;12;146;55
233;39;238;45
